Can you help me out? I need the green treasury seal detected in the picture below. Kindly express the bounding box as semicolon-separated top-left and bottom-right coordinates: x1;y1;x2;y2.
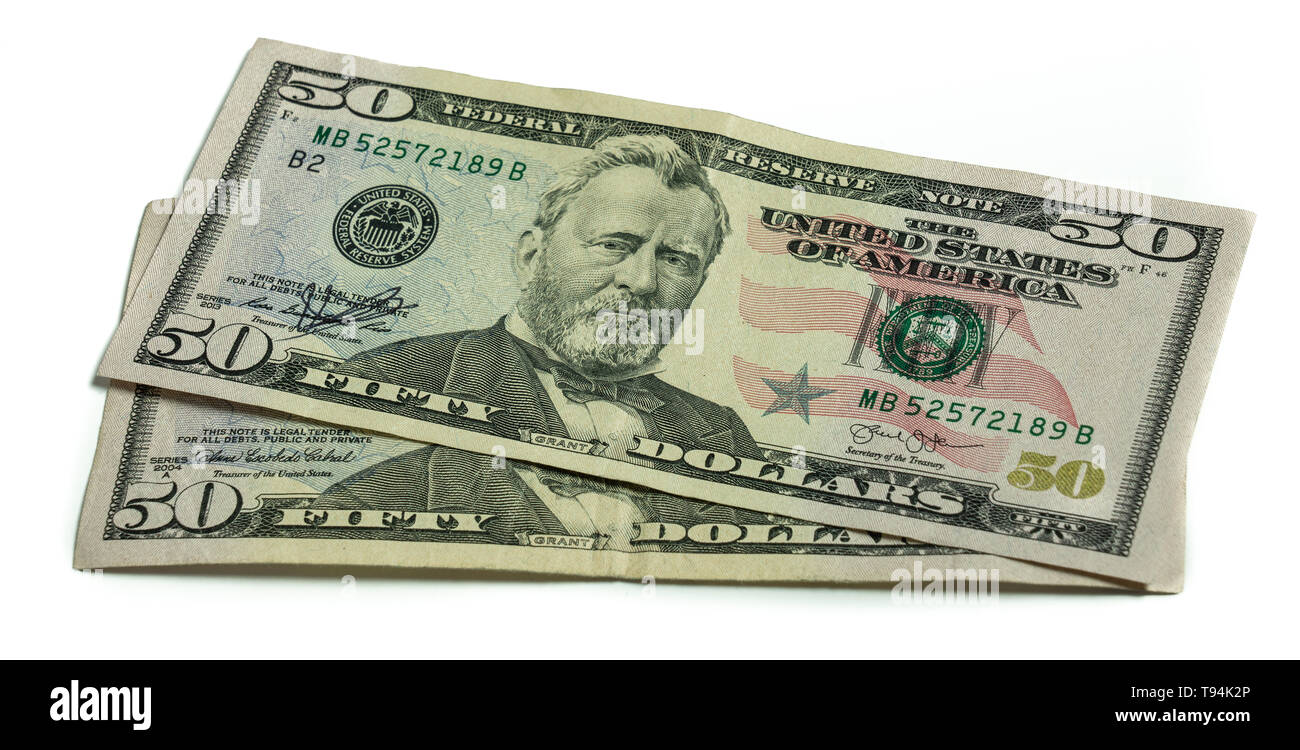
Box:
333;185;439;268
877;295;985;381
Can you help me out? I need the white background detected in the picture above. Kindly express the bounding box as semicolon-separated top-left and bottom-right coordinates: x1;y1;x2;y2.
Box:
1;0;1295;659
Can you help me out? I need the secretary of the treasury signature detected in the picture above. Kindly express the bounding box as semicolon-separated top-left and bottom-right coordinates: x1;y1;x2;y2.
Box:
848;423;983;454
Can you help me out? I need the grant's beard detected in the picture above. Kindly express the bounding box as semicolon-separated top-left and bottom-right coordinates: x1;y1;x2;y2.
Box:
516;256;670;379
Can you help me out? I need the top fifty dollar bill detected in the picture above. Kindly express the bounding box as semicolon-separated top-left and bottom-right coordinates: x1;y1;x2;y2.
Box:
100;39;1254;587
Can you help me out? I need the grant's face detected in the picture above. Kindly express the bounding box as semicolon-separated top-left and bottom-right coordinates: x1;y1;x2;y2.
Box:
543;165;715;308
517;165;720;377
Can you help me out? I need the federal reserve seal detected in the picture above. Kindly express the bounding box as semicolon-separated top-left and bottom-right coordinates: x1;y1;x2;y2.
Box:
332;185;438;268
877;295;985;381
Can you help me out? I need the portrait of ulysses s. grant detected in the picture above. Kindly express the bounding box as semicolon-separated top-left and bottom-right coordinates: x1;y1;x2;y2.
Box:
316;135;762;545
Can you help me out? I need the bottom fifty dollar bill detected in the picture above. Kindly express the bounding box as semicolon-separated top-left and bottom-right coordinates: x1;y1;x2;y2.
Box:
73;204;1148;590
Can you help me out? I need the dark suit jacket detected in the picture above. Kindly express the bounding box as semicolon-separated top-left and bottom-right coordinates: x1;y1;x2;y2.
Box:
316;317;760;516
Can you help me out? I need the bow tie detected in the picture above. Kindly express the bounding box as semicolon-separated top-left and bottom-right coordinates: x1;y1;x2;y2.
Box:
549;364;664;414
508;333;665;414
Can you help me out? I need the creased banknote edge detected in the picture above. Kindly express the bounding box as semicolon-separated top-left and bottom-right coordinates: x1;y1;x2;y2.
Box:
1123;209;1257;595
76;524;1148;591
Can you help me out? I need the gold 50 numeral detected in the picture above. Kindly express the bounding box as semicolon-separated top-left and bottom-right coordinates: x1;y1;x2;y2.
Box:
1007;451;1105;499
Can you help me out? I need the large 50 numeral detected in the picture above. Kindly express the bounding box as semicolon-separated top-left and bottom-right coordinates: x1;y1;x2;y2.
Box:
1049;211;1199;261
277;71;415;121
146;314;272;375
113;481;243;534
277;70;346;108
1007;451;1105;499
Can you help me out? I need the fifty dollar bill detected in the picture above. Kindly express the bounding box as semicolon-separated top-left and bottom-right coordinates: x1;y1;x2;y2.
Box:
76;202;1127;589
99;40;1254;587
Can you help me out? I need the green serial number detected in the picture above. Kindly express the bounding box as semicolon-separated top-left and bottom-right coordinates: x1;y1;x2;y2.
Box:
311;126;526;180
858;389;1094;444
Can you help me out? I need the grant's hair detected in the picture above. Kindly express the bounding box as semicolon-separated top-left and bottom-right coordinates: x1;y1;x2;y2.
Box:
534;135;731;262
